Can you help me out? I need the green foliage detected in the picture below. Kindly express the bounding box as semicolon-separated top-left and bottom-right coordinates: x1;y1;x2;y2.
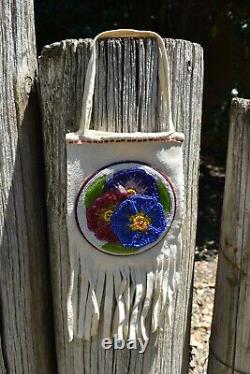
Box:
102;243;137;254
157;181;171;214
85;176;106;208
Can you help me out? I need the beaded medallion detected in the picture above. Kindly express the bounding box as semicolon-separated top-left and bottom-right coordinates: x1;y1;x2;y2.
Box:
75;162;176;255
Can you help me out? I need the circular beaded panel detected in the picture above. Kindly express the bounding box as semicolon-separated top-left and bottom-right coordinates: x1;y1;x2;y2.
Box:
75;162;176;255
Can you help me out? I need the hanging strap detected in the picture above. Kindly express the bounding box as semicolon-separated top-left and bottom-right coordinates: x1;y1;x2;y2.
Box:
78;29;174;135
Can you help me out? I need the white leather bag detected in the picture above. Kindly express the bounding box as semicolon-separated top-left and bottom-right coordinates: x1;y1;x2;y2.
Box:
66;29;185;343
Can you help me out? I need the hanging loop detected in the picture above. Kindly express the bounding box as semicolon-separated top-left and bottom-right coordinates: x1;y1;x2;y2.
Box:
78;29;174;135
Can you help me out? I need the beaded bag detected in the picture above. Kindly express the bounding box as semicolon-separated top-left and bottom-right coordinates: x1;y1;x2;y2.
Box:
66;29;185;343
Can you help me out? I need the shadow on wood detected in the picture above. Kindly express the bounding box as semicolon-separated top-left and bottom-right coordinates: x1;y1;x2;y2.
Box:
0;85;56;373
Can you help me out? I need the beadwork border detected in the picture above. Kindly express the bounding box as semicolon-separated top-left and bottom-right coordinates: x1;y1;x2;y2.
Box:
67;137;183;144
66;132;184;144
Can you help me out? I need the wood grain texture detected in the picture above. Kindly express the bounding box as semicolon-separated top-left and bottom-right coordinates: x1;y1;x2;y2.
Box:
39;37;203;374
208;98;250;374
0;0;56;373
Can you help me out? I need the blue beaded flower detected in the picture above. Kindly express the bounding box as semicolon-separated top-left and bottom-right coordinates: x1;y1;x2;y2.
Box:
105;168;159;199
111;195;167;248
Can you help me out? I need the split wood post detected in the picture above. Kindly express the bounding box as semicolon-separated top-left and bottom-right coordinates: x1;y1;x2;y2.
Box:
0;0;56;373
39;37;203;374
208;98;250;373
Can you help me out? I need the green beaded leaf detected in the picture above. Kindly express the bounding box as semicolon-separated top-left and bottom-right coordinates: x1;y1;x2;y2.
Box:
85;175;106;208
157;180;172;214
102;243;137;255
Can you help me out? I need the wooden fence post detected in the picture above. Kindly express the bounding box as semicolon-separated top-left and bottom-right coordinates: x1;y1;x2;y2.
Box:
39;37;203;374
0;0;56;373
208;98;250;373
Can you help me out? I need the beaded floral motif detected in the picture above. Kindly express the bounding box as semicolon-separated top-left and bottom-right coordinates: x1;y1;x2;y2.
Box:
86;190;127;243
105;168;159;198
75;163;176;255
111;195;167;248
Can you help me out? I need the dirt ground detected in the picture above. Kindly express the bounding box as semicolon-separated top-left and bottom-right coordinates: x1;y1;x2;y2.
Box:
189;252;218;374
188;156;224;373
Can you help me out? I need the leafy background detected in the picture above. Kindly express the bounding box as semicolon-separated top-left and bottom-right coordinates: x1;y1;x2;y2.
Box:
35;0;250;253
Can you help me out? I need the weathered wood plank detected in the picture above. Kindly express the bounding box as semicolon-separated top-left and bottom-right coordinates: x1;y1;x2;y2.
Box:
39;37;203;374
208;98;250;374
0;0;56;372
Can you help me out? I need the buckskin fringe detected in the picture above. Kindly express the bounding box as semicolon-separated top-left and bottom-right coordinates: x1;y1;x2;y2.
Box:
67;242;181;343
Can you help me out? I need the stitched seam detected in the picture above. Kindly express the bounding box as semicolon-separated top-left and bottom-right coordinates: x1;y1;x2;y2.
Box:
66;139;183;144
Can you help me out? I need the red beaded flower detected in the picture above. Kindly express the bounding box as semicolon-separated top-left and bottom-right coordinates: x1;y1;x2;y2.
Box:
86;190;127;243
